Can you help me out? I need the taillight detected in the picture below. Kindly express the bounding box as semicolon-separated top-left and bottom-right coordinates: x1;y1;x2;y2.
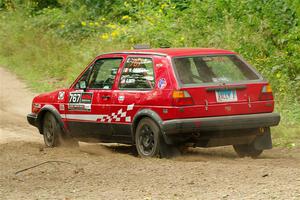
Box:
260;84;273;100
172;90;194;106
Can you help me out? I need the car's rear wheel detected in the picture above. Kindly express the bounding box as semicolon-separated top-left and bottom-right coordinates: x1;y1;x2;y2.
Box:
135;118;179;158
43;112;78;147
233;143;263;158
135;118;160;157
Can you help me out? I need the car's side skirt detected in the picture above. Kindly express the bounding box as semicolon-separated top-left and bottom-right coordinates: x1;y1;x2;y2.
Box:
67;121;133;144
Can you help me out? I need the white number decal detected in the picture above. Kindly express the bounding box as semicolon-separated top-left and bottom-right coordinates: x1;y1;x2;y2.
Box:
69;93;81;103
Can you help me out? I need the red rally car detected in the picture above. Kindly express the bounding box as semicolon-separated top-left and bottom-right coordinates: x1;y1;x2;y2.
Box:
27;48;280;158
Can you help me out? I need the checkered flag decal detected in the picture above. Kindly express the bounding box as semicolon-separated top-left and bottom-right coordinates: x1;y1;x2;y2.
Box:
97;104;134;123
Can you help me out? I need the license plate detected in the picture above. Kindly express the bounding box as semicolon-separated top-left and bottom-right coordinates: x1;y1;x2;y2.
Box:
216;89;237;102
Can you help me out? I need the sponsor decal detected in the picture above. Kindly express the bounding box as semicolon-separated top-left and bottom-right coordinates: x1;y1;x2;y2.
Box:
68;92;93;111
68;92;93;103
84;104;91;110
58;91;65;100
68;104;91;111
123;67;149;74
125;78;135;84
69;93;81;103
81;93;93;104
63;104;135;123
59;104;65;111
158;78;167;89
68;104;85;111
127;57;152;68
118;95;125;103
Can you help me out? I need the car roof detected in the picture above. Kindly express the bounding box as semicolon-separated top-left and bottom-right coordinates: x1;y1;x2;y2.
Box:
104;48;236;57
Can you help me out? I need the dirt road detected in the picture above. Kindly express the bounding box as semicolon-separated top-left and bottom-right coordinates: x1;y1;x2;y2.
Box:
0;67;299;200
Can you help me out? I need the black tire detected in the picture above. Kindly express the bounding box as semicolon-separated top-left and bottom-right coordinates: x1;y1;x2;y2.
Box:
42;112;79;148
135;118;161;157
136;117;179;158
233;143;263;158
43;112;62;147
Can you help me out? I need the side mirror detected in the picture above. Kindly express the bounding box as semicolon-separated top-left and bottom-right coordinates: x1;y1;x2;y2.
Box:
79;80;87;90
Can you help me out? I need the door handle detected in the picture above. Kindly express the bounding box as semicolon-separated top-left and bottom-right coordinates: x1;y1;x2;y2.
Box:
101;95;110;99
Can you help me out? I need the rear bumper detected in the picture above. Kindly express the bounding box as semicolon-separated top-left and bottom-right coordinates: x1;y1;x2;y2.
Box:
27;113;38;128
162;113;280;135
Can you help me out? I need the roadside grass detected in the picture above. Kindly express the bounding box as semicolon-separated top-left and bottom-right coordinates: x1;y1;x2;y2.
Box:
272;125;300;148
0;14;84;91
0;12;130;92
272;103;300;148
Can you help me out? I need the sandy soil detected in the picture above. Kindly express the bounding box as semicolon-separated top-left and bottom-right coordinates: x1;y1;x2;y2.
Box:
0;67;300;200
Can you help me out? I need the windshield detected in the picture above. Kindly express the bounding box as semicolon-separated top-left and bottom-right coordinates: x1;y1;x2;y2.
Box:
173;55;260;85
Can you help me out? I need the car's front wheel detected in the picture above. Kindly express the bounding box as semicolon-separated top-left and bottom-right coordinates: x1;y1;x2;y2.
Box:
43;112;61;147
43;112;78;147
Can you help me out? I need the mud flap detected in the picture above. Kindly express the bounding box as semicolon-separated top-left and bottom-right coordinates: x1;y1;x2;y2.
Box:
253;128;272;150
159;135;181;158
159;144;181;158
161;133;173;145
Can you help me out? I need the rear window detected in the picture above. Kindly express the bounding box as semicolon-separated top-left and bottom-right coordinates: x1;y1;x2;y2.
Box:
173;55;259;85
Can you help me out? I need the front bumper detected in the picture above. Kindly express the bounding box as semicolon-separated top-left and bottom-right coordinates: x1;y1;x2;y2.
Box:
27;113;38;128
162;113;280;135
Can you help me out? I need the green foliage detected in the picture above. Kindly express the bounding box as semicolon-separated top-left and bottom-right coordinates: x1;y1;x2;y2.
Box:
0;0;299;132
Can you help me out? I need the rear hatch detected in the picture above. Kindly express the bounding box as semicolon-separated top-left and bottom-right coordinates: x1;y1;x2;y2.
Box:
172;54;274;118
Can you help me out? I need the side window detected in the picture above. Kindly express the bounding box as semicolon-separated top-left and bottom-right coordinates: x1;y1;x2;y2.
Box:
174;57;202;84
75;66;92;89
88;58;122;89
119;57;155;89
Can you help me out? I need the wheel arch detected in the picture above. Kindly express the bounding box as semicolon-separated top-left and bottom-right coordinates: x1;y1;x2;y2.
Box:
131;109;172;144
36;105;65;134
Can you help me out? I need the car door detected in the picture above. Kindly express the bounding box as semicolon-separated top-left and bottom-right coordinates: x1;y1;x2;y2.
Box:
111;56;156;137
66;57;123;140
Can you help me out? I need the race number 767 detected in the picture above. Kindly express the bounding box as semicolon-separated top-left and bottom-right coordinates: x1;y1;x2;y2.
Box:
69;93;81;103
